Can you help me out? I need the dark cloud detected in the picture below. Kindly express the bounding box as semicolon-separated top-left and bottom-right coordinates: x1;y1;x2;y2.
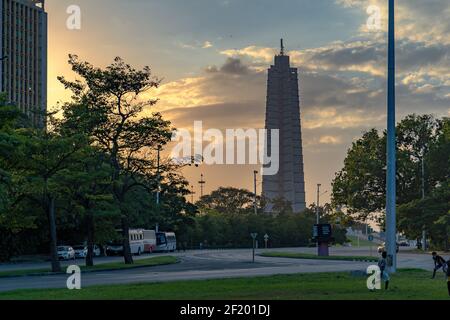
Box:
206;57;250;75
301;39;450;74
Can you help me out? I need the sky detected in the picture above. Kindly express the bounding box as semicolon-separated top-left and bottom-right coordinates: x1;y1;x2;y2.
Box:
45;0;450;205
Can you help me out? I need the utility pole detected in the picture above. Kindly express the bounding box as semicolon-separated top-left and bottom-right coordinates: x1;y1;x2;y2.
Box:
156;145;162;205
253;170;258;215
190;185;195;204
316;184;321;225
198;174;206;198
386;0;397;273
421;154;427;251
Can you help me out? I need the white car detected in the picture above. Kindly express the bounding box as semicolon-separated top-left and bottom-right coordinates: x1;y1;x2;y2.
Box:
73;245;101;258
57;246;76;260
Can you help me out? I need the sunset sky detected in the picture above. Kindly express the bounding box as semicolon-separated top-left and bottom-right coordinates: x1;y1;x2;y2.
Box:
46;0;450;205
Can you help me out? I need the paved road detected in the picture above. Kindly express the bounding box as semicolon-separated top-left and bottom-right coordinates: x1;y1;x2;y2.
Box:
0;247;438;293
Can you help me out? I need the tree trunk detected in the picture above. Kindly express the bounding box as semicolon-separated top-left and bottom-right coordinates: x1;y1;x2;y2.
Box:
48;196;61;272
85;213;95;267
122;217;133;264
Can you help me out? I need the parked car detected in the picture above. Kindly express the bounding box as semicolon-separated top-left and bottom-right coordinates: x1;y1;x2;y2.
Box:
399;241;410;247
57;246;76;260
105;241;123;256
73;245;101;258
377;242;399;253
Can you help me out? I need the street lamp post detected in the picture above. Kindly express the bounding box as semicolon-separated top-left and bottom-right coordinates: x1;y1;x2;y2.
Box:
421;152;427;251
198;174;206;198
316;184;322;225
386;0;397;273
156;145;162;205
253;170;258;215
251;233;258;263
190;185;195;204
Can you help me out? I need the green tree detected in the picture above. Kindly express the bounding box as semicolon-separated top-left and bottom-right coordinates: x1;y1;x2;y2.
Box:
16;119;87;272
331;129;385;221
59;55;173;264
398;117;450;250
197;187;260;215
56;147;118;266
0;94;36;261
332;115;449;249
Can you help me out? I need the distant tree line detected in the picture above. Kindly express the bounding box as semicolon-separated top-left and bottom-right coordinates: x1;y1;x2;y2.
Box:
185;187;349;249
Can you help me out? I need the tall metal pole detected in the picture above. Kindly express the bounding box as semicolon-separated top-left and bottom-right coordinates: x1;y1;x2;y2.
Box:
156;145;161;205
386;0;397;273
191;185;195;204
316;184;321;225
198;174;206;198
421;156;427;251
252;238;255;263
253;170;258;215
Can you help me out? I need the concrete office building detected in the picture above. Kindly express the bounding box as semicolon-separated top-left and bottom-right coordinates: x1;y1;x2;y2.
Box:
262;40;306;213
0;0;47;127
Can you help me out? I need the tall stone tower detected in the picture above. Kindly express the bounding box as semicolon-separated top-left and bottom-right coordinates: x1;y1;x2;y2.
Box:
262;39;306;213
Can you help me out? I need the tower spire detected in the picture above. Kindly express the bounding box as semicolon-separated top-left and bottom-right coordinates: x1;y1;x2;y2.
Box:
280;38;284;55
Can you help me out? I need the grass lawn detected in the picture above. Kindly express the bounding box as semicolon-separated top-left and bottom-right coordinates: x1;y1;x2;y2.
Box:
0;256;178;278
0;269;448;300
260;252;378;262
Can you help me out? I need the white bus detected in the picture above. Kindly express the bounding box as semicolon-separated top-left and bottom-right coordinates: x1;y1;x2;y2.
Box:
143;229;156;253
107;229;155;256
129;229;145;255
156;232;176;252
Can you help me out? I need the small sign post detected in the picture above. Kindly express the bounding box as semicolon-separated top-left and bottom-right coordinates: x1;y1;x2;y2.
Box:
313;224;333;257
251;233;258;263
264;234;269;249
368;234;374;257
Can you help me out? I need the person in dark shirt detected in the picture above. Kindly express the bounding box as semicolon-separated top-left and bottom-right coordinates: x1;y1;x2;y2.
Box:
432;252;448;279
378;251;390;290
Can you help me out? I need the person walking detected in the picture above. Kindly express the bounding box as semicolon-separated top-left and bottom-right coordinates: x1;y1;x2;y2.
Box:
378;251;390;290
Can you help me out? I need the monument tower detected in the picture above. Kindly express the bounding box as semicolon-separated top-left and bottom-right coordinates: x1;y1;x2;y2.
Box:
262;39;306;213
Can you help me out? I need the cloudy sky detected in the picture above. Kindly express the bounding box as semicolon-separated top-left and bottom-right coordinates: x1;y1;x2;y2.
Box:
46;0;450;205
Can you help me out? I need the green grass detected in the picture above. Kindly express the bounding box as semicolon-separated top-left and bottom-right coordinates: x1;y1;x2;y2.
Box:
260;252;378;262
0;268;51;277
0;269;448;300
0;256;178;278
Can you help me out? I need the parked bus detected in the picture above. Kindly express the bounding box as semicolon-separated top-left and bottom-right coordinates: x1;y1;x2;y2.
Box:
106;229;155;256
129;229;145;255
143;229;156;253
156;232;176;252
